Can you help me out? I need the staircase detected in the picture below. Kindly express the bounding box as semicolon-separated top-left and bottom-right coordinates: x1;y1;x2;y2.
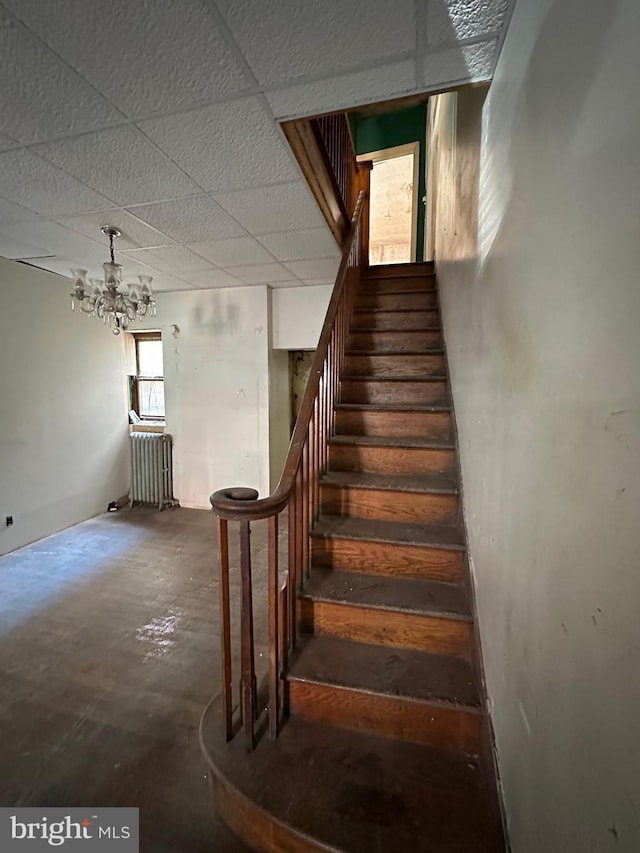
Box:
201;262;506;852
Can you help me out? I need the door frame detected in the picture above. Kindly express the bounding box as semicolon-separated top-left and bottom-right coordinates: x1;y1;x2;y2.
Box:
357;141;420;263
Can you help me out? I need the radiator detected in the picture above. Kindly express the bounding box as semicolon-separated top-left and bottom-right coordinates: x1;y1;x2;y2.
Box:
130;432;177;510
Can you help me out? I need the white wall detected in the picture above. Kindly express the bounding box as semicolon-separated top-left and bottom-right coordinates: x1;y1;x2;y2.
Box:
272;284;332;350
431;2;640;849
0;258;129;556
267;287;292;492
135;285;289;507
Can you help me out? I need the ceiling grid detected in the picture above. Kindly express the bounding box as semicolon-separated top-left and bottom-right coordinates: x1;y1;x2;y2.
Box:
0;0;514;291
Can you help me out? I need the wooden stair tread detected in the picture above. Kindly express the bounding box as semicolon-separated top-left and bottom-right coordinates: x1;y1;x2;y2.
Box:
311;515;465;550
321;470;458;494
342;374;446;382
200;705;504;853
335;402;451;413
357;288;436;296
288;634;480;708
300;567;471;620
351;326;441;333
363;261;434;273
346;348;444;356
354;309;439;317
329;433;454;449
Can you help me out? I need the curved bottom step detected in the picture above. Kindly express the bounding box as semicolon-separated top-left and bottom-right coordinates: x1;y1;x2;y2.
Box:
200;695;505;853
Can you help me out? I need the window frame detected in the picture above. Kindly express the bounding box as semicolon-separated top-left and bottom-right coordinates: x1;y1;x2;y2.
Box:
132;331;165;423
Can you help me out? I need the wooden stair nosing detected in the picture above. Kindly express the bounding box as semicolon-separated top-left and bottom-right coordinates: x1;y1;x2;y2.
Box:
363;261;434;274
335;402;452;413
287;634;480;708
311;538;464;583
298;567;472;622
346;347;444;356
341;374;447;383
329;434;454;449
349;330;442;338
298;597;472;657
288;679;482;753
320;471;459;495
310;515;465;551
356;290;437;300
353;306;440;318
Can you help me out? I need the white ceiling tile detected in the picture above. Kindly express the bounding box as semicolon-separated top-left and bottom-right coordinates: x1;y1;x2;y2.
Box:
227;263;297;284
298;278;335;286
266;60;417;120
268;280;314;289
143;275;193;293
283;258;340;280
0;220;104;260
21;251;155;283
256;227;339;261
0;132;18;151
55;210;174;251
187;236;275;267
0;10;122;144
126;196;246;243
0;149;113;216
22;256;83;278
109;255;157;277
36;126;201;206
3;0;250;117
184;269;245;289
0;230;50;260
0;196;40;225
216;0;417;86
139;97;299;191
426;0;509;46
213;182;325;234
422;39;497;86
121;245;214;275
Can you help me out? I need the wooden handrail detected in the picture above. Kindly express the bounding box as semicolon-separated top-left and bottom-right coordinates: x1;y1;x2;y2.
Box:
281;113;356;248
210;190;365;522
210;164;370;751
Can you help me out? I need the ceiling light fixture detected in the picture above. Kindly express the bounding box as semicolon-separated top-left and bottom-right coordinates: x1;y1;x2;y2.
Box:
69;226;156;335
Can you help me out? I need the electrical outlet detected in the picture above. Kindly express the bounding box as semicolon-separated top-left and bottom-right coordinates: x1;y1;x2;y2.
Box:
6;515;13;527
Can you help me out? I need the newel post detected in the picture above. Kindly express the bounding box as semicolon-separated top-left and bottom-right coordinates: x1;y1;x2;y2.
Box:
211;487;259;751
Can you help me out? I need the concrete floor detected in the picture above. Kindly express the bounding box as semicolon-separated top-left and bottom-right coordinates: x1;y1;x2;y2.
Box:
0;506;280;852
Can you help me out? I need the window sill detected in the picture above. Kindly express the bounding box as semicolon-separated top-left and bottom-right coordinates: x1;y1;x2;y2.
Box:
130;423;165;434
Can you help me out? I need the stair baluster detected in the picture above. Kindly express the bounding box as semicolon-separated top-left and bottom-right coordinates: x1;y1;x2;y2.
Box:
211;185;368;751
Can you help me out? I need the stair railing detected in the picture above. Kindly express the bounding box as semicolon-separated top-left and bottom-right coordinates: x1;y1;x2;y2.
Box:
211;177;368;752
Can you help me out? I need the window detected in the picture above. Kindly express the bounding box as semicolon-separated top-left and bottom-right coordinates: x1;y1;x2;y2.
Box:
132;332;165;421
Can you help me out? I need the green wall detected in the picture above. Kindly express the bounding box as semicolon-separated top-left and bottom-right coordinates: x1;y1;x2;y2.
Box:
351;103;427;260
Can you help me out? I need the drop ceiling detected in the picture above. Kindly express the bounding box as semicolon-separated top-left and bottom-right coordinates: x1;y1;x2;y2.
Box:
0;0;513;291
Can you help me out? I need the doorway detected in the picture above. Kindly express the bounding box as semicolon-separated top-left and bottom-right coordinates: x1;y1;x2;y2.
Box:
359;142;419;265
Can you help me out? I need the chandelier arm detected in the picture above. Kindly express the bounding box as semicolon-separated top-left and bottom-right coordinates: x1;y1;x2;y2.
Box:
70;225;155;332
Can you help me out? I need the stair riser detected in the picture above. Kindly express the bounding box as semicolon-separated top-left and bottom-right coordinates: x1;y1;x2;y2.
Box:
340;379;448;406
352;310;440;331
344;354;445;379
335;409;453;441
348;330;443;352
298;599;472;657
329;444;456;476
288;681;482;752
320;485;459;525
311;537;463;582
360;274;435;293
357;292;438;311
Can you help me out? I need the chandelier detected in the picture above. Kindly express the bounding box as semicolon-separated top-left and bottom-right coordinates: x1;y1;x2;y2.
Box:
70;225;156;335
